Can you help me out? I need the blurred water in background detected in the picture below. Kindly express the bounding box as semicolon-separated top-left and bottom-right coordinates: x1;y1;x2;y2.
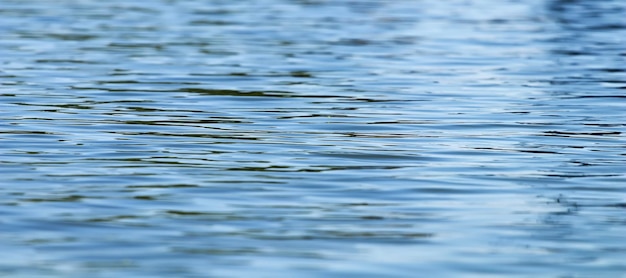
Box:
0;0;625;277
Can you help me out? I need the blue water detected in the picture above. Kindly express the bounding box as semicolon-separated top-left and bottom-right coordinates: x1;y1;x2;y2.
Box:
1;0;625;277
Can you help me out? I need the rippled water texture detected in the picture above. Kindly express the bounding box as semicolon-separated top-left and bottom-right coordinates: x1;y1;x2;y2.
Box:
1;0;625;277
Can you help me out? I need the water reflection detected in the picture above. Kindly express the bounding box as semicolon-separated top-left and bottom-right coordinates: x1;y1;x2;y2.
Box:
503;1;626;275
0;0;625;277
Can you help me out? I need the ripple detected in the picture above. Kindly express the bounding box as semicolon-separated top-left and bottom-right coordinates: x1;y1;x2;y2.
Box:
1;0;625;277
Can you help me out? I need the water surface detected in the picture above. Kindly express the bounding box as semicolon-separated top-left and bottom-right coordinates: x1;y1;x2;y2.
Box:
1;0;625;277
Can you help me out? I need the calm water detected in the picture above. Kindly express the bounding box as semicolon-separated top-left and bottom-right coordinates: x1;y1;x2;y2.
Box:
1;0;625;277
